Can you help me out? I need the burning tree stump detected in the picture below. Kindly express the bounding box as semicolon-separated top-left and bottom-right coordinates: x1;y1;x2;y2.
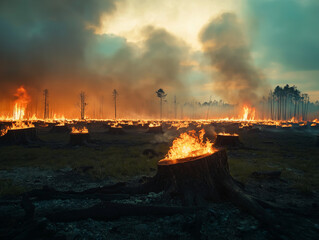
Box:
68;133;91;146
147;126;163;134
0;128;39;145
139;150;274;227
214;134;241;147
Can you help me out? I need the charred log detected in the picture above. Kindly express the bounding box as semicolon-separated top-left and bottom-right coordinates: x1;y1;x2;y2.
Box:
251;171;282;179
46;201;195;222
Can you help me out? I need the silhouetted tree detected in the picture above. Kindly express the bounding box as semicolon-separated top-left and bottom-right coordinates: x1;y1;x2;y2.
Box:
80;91;88;120
156;89;167;120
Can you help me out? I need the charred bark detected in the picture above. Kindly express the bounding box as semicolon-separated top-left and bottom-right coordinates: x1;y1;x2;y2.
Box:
214;134;241;147
138;150;277;228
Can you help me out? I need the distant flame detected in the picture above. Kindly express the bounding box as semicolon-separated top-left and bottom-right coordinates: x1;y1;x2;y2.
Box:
149;123;161;127
241;105;255;121
13;86;30;121
71;126;88;134
162;129;215;162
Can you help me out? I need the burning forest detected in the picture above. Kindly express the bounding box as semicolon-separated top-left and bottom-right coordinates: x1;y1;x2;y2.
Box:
0;1;319;240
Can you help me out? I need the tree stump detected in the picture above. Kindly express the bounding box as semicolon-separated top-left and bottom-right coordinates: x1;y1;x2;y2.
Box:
50;125;70;133
214;134;241;147
0;128;39;145
139;150;274;227
108;127;125;135
68;133;90;146
147;126;163;134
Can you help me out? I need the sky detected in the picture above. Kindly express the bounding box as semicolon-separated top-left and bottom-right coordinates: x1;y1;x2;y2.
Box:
0;0;318;118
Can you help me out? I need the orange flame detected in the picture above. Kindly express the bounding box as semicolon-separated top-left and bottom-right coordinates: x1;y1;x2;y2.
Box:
0;121;35;136
241;105;255;121
162;129;215;162
71;126;88;134
13;86;30;121
149;123;161;127
218;132;239;136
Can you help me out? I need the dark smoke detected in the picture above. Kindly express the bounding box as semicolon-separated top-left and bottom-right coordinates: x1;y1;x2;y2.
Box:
199;13;268;106
0;0;190;118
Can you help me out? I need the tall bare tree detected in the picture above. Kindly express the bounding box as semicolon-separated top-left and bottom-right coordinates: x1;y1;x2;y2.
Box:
80;91;88;120
43;89;49;119
112;89;118;120
156;89;167;120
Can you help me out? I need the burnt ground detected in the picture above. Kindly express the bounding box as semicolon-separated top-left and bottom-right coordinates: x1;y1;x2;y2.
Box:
0;125;319;239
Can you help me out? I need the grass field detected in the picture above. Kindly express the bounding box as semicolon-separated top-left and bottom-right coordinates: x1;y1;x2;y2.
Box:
0;128;318;196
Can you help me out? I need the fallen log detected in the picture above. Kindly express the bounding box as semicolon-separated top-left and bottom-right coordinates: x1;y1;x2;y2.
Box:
24;185;129;201
46;201;196;222
251;171;282;179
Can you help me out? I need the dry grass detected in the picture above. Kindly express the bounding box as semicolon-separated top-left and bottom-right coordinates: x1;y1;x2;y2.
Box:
0;128;318;195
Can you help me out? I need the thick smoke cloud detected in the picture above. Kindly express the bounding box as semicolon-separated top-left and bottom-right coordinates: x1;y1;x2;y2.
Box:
0;0;190;118
199;13;267;106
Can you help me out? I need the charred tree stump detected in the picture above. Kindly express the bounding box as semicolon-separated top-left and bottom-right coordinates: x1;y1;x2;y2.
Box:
50;125;70;133
139;150;276;228
108;127;125;135
0;128;39;145
68;133;91;146
147;126;163;134
214;134;241;147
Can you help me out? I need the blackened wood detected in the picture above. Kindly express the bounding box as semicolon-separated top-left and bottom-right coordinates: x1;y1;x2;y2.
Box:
214;134;241;147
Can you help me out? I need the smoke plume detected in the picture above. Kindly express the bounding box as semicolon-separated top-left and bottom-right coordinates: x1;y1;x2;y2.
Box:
0;0;190;118
199;13;268;106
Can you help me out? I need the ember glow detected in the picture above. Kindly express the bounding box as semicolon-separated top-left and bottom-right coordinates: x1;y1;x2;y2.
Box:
162;129;215;162
71;126;89;134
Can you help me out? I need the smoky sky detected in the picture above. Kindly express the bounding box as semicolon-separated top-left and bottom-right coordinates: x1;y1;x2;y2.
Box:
199;13;267;106
245;0;319;71
0;0;191;117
